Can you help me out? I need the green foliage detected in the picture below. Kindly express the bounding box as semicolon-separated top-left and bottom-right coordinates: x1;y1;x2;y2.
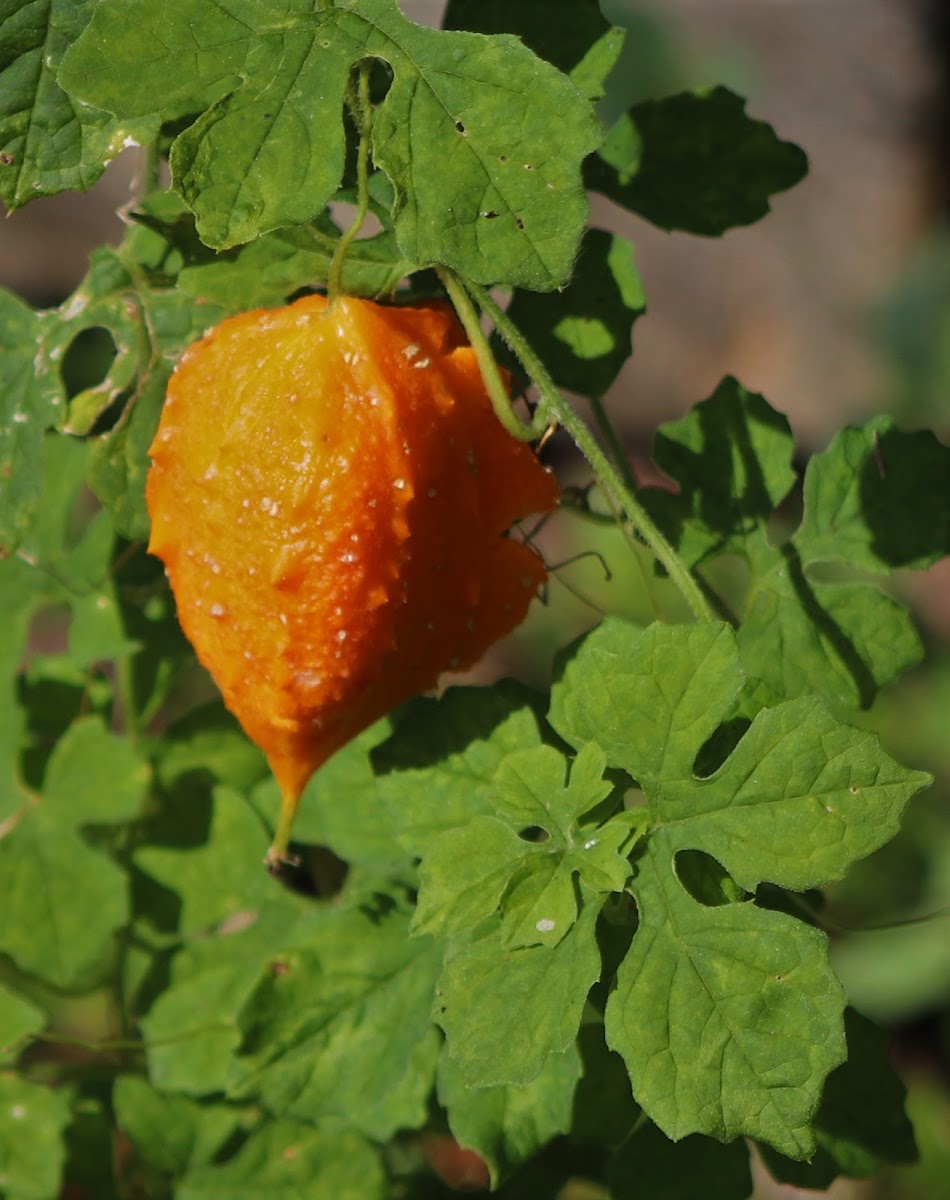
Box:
0;2;944;1197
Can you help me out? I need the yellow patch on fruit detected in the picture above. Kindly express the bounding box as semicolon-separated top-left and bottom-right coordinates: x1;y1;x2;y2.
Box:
146;295;559;864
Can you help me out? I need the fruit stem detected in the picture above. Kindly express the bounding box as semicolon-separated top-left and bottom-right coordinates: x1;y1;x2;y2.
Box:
461;276;716;624
328;61;373;306
265;785;302;872
436;266;549;441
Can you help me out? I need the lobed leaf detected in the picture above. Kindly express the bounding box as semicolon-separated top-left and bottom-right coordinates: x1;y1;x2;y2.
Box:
376;681;546;857
587;86;808;235
644;384;946;709
550;617;928;1155
442;0;626;101
61;0;601;288
606;850;847;1160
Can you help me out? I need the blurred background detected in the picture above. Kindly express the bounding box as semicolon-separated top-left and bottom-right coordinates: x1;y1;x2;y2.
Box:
2;1;948;1197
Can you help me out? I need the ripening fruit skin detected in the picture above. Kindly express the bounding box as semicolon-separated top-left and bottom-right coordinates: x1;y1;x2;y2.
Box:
146;294;558;861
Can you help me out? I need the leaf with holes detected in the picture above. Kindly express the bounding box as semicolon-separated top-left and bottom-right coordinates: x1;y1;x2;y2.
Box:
60;0;601;287
549;618;929;1158
376;682;547;857
413;742;639;947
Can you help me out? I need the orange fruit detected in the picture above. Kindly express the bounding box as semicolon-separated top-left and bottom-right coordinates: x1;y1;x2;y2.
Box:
146;294;558;862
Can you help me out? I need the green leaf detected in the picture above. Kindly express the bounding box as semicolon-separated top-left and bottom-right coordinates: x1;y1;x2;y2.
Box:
61;0;600;287
796;417;950;571
0;0;143;208
113;1076;242;1176
609;1122;753;1200
0;1073;71;1199
643;377;796;568
176;1121;385;1200
0;716;148;989
550;620;742;782
0;814;129;989
141;908;293;1096
758;1009;917;1188
178;210;416;307
643;389;942;709
587;87;807;235
283;719;408;870
437;1042;581;1187
442;0;625;101
414;742;636;947
550;618;928;1157
230;899;442;1141
0;290;64;554
606;851;846;1159
435;899;601;1088
0;985;44;1066
44;716;150;826
501;228;645;399
376;682;546;857
136;787;279;937
740;541;924;710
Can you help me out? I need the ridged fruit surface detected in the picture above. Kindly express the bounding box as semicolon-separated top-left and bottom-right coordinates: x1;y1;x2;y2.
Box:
146;294;558;848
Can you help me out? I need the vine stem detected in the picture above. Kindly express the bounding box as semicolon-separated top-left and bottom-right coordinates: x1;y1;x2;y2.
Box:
435;267;548;441
449;270;716;624
327;62;373;306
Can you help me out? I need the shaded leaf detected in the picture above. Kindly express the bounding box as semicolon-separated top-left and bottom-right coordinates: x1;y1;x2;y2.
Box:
609;1122;752;1200
587;87;807;235
502;228;645;398
437;1042;581;1187
176;1121;385;1200
442;0;625;101
0;290;64;554
376;682;545;857
797;417;950;572
113;1076;243;1177
758;1009;917;1187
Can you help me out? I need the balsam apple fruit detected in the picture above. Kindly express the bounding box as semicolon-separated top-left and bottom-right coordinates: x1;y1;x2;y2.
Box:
146;294;559;864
